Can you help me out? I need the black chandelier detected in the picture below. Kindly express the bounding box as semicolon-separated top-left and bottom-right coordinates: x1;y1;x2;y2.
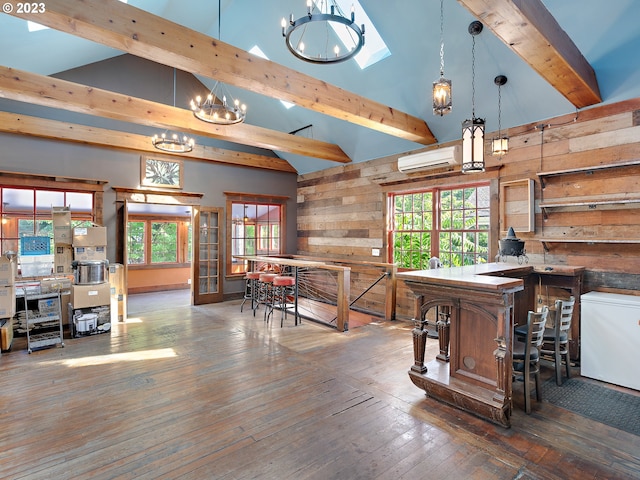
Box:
281;0;365;64
152;68;195;153
191;0;246;125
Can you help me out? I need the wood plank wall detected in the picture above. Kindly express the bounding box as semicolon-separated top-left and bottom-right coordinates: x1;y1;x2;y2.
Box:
297;98;640;320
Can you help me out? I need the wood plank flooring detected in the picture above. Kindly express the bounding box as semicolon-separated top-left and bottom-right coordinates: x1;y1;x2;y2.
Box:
1;292;639;479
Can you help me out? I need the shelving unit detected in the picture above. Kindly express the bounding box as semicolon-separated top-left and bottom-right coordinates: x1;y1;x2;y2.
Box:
537;161;640;250
17;288;65;354
537;159;640;189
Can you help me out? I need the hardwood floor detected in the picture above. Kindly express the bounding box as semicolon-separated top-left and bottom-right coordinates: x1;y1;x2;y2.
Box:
1;294;639;479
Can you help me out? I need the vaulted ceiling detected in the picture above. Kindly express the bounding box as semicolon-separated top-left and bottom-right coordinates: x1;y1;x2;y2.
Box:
0;0;639;174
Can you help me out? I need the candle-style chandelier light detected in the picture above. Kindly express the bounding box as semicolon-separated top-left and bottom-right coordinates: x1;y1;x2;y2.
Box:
281;0;365;64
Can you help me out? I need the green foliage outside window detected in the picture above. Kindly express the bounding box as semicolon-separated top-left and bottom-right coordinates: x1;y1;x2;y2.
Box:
391;185;489;269
127;221;145;264
151;222;178;263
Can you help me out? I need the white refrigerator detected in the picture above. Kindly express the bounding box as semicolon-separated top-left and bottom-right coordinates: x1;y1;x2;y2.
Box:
581;291;640;391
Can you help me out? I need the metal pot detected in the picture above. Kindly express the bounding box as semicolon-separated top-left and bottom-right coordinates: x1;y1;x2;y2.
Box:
75;313;97;333
72;260;109;285
498;227;525;257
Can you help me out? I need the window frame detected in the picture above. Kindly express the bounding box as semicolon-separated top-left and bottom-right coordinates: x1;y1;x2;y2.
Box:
224;192;288;278
387;180;493;270
0;182;99;256
126;215;191;269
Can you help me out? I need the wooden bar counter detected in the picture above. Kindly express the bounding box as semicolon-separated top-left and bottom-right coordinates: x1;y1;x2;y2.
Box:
399;263;532;427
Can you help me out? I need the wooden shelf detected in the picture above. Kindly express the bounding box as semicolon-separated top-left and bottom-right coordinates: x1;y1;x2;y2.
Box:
538;159;640;188
540;238;640;252
540;198;640;217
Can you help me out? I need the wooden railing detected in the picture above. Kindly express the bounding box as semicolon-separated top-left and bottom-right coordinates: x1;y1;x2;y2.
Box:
236;255;397;332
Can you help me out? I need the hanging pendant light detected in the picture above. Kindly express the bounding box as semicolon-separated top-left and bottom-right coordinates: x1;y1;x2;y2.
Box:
152;68;195;153
281;0;365;64
461;20;485;174
492;75;509;156
433;0;452;116
191;0;247;125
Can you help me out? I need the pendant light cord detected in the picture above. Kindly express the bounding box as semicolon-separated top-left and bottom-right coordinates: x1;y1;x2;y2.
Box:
471;34;476;117
439;0;444;77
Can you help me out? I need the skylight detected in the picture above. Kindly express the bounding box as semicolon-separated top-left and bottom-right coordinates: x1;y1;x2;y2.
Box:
249;45;295;109
315;0;390;69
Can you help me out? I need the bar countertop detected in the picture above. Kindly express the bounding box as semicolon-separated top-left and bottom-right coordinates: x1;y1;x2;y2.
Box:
397;262;530;291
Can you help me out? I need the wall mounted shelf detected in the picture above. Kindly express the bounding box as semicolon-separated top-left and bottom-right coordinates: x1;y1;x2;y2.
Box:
540;198;640;218
540;238;640;252
537;159;640;189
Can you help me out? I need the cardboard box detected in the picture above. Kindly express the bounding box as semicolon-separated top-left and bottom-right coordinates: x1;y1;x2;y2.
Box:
38;297;60;317
109;263;125;296
73;226;107;247
1;317;13;351
111;295;126;323
52;207;72;245
54;245;74;275
40;277;72;294
0;256;17;286
71;283;111;309
0;286;16;319
19;255;53;278
73;246;107;262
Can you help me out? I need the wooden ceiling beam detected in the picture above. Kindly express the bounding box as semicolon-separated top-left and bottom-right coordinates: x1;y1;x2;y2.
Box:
0;66;347;164
9;0;436;146
0;111;297;172
457;0;601;108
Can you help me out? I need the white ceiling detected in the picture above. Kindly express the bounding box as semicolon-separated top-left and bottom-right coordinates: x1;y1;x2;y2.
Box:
0;0;639;174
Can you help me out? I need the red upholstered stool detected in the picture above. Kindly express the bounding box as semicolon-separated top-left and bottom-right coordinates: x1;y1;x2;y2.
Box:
241;271;262;315
258;273;278;321
272;275;297;327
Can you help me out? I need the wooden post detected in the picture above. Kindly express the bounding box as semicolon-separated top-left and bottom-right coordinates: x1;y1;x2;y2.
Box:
336;268;351;332
384;264;397;321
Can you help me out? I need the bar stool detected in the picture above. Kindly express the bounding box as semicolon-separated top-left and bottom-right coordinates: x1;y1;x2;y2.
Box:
258;272;278;322
240;271;262;315
271;275;297;327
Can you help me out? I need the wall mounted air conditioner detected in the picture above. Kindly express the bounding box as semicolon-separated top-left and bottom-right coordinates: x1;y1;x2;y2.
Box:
397;145;461;172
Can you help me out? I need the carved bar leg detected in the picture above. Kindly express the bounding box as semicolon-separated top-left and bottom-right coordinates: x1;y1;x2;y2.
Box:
436;306;451;362
411;321;428;373
493;336;507;402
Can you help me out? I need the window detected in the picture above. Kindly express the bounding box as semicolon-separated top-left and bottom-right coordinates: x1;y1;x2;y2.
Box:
389;183;490;269
0;186;94;255
127;221;146;264
225;193;287;276
126;218;190;266
151;222;178;263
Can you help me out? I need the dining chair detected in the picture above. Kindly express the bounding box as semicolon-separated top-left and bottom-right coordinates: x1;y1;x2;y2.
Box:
513;306;548;414
541;296;575;386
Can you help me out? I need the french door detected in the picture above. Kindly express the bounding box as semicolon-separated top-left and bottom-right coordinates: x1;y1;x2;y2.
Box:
193;206;223;304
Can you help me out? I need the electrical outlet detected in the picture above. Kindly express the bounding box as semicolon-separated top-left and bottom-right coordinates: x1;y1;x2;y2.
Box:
371;248;380;256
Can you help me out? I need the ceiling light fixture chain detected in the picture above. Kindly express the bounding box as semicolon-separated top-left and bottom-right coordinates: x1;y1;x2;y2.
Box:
432;0;452;116
282;0;365;64
151;67;195;153
461;20;485;173
191;0;247;125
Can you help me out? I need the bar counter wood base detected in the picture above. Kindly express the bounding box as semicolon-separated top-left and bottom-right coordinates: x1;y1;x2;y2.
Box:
400;263;532;428
409;360;511;427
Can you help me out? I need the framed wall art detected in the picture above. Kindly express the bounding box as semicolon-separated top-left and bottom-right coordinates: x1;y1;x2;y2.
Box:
140;156;183;189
